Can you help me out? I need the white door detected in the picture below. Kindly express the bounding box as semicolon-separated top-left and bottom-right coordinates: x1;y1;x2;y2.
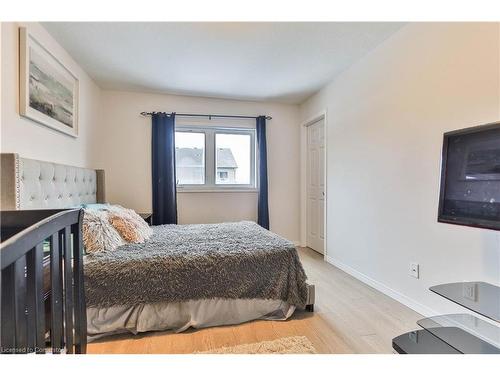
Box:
306;119;325;254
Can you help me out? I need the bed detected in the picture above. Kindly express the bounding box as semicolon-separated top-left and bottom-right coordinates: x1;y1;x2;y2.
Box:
1;153;315;341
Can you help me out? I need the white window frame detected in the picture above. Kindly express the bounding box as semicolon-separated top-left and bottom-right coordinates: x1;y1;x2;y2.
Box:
175;125;257;192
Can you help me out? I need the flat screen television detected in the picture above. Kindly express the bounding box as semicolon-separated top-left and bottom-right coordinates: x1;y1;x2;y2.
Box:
438;121;500;231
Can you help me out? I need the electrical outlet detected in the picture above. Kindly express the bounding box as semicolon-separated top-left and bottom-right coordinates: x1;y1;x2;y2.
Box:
409;331;418;343
462;283;477;301
409;263;419;279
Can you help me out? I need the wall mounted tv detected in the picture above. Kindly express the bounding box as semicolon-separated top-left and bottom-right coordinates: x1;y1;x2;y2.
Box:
438;121;500;230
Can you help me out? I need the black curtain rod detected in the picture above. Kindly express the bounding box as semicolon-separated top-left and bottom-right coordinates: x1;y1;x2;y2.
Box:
140;111;272;120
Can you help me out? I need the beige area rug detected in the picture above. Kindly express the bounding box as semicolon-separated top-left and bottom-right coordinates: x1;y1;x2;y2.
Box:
198;336;317;354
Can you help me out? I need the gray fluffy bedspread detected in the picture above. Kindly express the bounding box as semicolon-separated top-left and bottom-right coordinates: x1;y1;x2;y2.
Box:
84;221;308;308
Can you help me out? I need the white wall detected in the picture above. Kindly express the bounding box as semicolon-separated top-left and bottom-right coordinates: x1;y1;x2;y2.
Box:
300;22;500;316
94;90;301;243
0;22;102;168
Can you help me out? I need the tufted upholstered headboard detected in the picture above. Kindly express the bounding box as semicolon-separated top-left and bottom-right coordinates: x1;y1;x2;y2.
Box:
1;153;105;210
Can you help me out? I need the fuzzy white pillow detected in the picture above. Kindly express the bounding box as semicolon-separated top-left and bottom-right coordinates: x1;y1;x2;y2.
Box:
83;209;125;253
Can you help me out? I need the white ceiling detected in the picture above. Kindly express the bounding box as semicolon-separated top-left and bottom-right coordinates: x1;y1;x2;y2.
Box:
42;22;404;104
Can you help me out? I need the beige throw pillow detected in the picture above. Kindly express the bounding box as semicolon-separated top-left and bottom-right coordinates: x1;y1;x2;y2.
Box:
108;213;142;243
107;205;153;243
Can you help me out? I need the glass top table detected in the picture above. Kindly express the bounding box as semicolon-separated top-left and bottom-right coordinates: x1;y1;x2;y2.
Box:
417;314;500;354
393;282;500;354
430;282;500;323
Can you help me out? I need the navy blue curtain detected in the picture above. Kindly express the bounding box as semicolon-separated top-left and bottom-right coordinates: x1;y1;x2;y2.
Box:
256;116;270;229
151;112;177;225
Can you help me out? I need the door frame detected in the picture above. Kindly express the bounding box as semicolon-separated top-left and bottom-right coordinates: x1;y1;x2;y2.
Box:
300;110;327;259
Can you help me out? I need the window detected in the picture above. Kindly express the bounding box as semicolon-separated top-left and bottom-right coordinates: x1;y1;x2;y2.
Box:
216;133;252;185
175;132;205;185
218;171;228;180
175;126;256;190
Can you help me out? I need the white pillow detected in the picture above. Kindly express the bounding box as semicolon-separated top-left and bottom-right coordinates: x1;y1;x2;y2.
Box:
82;209;125;253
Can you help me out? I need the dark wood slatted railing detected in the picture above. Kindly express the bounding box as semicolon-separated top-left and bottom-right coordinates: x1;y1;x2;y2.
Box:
0;209;86;354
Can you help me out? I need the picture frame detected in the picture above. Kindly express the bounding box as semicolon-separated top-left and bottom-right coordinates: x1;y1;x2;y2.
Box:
19;27;79;137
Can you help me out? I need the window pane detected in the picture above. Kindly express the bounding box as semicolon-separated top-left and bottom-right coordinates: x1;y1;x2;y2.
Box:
175;132;205;185
216;133;251;185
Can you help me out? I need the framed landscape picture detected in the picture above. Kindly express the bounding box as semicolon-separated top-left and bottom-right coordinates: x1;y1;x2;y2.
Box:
19;27;79;137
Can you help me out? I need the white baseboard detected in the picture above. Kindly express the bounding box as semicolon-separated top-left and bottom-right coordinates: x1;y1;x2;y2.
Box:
325;255;438;318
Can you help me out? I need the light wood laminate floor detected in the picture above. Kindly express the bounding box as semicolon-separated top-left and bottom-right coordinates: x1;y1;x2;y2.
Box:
87;247;421;354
